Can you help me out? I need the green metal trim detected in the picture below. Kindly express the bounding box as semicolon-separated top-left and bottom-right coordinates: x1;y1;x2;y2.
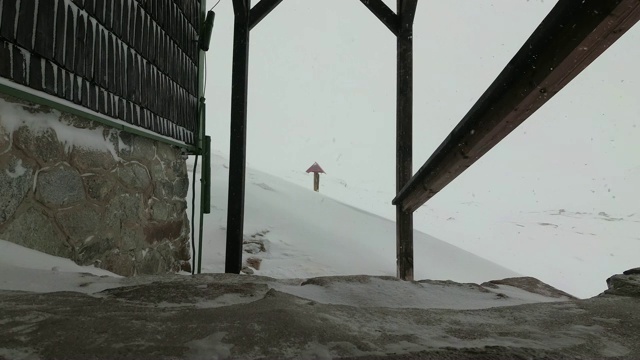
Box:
0;82;197;152
202;137;212;215
197;135;211;274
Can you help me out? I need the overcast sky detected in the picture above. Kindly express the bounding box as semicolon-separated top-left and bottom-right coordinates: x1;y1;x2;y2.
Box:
205;0;638;213
203;0;640;289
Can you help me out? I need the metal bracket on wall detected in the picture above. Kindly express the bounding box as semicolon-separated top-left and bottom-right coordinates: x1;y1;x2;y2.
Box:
202;135;212;215
196;135;212;274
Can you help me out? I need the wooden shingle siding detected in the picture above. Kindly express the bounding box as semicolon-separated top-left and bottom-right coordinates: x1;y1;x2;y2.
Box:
0;0;201;145
0;42;10;79
54;0;67;66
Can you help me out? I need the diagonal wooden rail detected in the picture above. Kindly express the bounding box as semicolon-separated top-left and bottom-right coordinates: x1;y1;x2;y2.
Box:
360;0;400;35
249;0;284;30
393;0;640;213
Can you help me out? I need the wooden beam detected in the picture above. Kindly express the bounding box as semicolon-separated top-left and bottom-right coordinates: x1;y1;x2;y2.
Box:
225;0;251;274
359;0;400;36
314;173;320;192
395;0;417;281
399;0;418;26
249;0;284;31
226;0;284;273
393;0;640;213
232;0;249;16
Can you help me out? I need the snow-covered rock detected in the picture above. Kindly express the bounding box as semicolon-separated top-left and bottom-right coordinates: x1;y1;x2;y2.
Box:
1;272;638;359
605;268;640;298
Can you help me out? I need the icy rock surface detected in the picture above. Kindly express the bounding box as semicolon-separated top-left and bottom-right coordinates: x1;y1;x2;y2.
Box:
1;271;639;359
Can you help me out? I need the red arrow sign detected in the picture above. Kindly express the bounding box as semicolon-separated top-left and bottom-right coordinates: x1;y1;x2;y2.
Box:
305;162;325;174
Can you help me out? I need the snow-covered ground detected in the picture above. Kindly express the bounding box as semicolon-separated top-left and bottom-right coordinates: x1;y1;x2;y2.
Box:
0;235;573;313
417;205;640;299
0;150;527;294
189;154;519;285
0;148;629;301
185;152;639;298
246;163;640;299
0;240;122;294
203;0;640;300
1;152;528;299
0;150;579;313
0;240;571;311
3;154;637;359
2;0;635;303
7;269;634;360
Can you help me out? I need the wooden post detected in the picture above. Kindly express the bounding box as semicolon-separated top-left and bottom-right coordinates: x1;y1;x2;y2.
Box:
306;162;325;192
225;0;250;274
396;0;417;281
359;0;416;281
225;0;284;274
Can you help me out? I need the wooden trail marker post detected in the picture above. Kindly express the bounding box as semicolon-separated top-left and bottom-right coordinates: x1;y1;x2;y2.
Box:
306;162;325;192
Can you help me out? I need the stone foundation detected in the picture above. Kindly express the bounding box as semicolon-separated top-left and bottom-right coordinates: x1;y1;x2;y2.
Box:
0;94;191;276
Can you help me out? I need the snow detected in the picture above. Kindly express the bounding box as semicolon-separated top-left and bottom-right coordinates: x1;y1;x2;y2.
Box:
3;0;633;300
0;155;628;358
0;1;638;357
0;240;122;294
190;154;519;285
0;153;564;310
4;158;27;178
0;237;568;312
272;277;567;311
0;240;112;276
0;148;586;313
0;77;189;147
0;94;121;158
429;207;640;298
19;48;29;81
186;152;638;298
204;0;640;300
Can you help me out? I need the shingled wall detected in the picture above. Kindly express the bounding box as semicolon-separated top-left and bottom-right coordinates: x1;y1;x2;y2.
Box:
0;0;201;144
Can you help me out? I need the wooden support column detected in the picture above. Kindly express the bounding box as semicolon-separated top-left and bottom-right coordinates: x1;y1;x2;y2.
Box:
396;0;417;281
225;0;250;274
226;0;284;274
249;0;284;30
360;0;416;281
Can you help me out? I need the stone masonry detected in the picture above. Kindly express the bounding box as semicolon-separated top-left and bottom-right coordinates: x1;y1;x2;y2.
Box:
0;94;191;276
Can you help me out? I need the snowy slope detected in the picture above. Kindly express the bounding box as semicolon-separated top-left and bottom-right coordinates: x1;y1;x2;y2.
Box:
0;237;573;313
251;165;639;299
190;154;518;284
416;205;640;300
203;0;640;300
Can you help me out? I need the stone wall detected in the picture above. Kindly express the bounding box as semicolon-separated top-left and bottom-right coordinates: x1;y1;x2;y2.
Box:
0;93;191;276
